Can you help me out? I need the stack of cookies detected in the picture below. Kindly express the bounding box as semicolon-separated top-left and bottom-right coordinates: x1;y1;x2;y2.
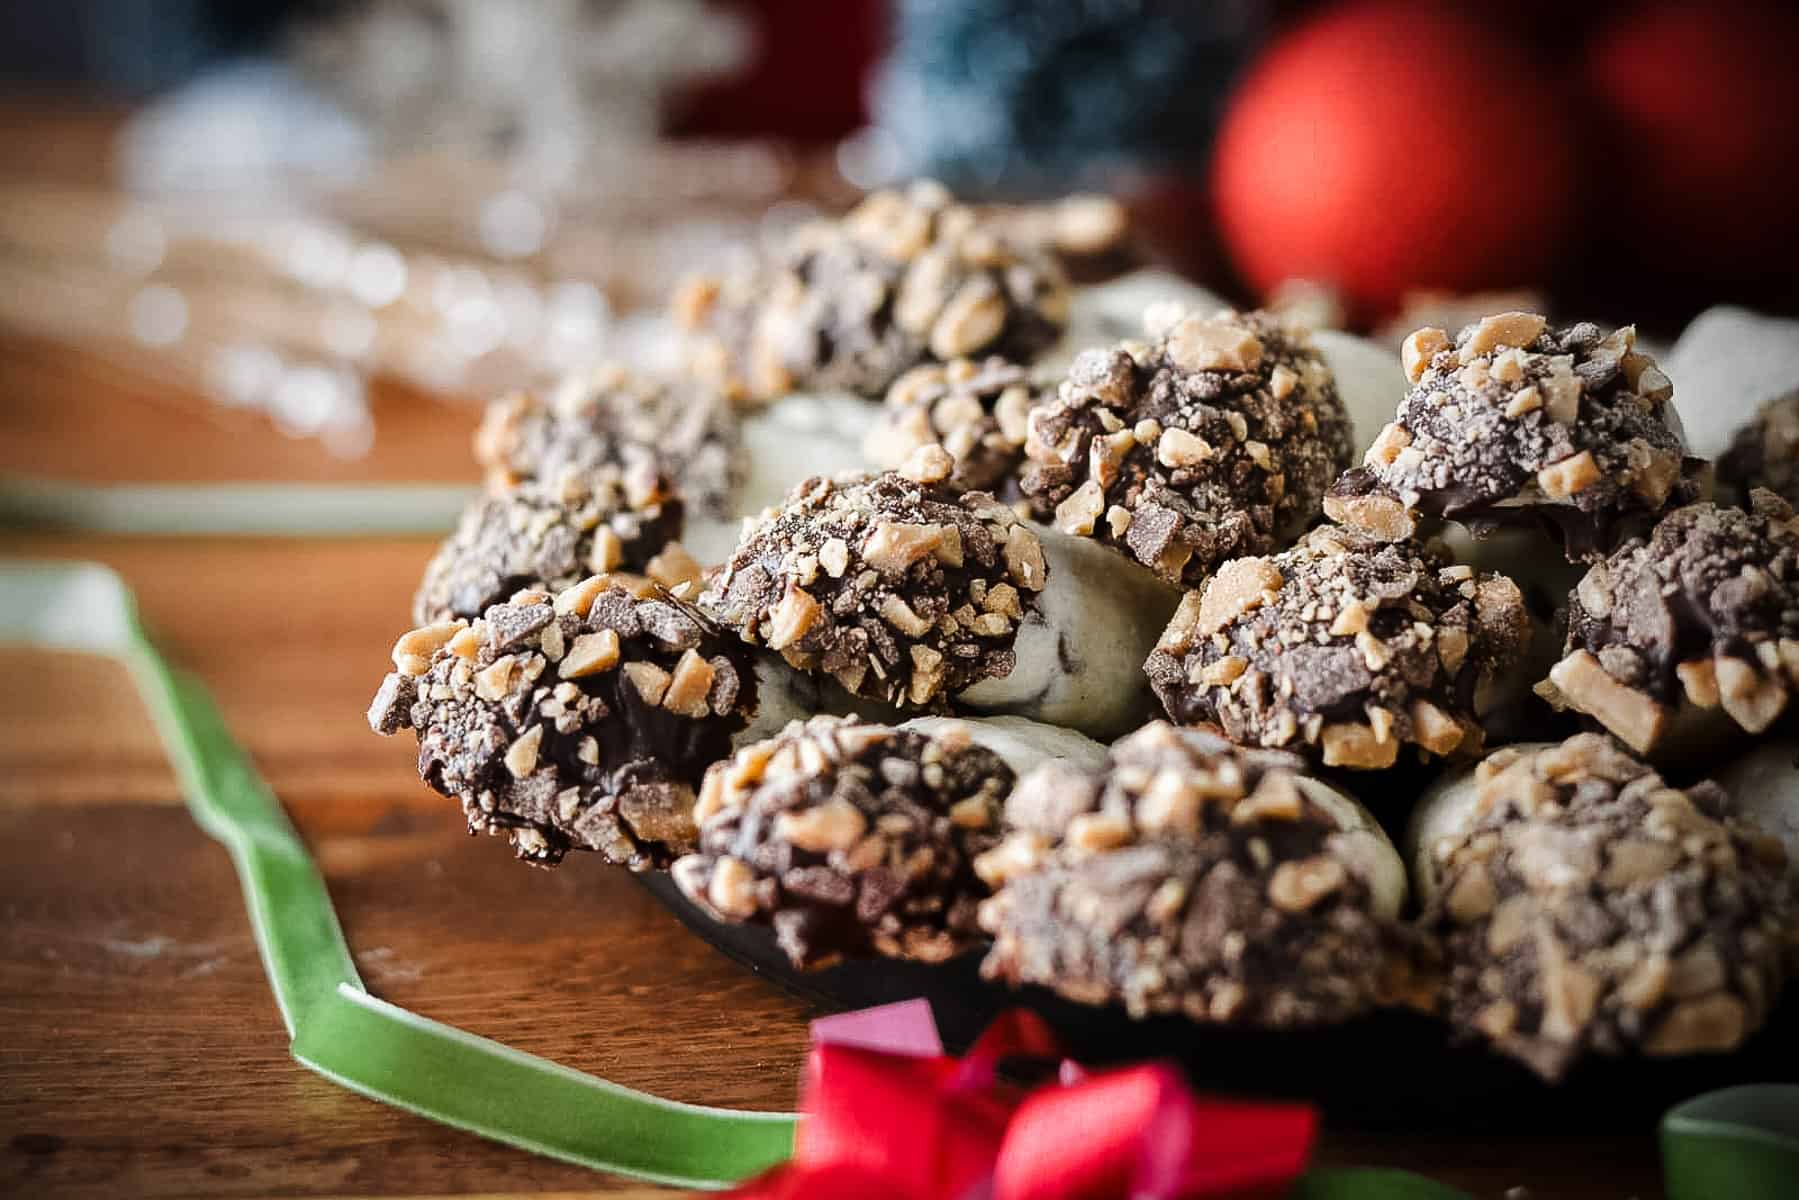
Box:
367;181;1798;1084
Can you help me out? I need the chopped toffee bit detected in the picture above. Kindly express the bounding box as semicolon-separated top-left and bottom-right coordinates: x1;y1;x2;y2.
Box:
672;180;1071;403
413;482;688;624
703;471;1045;708
1144;525;1531;768
978;722;1404;1026
1418;735;1791;1081
864;356;1047;497
1539;494;1799;754
1019;307;1354;587
1328;315;1701;561
1717;390;1799;509
473;364;742;520
671;715;1012;968
371;575;759;869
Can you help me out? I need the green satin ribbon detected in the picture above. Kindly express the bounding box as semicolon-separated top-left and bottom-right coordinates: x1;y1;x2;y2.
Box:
0;561;796;1190
0;476;473;535
1661;1084;1799;1200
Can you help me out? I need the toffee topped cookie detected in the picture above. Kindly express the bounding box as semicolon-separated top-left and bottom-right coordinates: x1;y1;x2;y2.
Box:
1412;735;1791;1081
864;356;1045;496
1019;307;1354;587
671;715;1012;968
1717;390;1799;508
674;180;1070;403
370;575;759;868
1145;525;1531;769
977;722;1409;1026
703;469;1046;709
1327;314;1699;560
474;365;741;521
413;482;694;624
1539;493;1799;757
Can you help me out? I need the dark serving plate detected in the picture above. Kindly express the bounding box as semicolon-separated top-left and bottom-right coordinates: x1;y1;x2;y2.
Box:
640;872;1799;1130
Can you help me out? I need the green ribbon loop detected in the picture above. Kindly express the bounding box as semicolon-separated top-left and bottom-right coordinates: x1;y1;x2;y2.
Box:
1661;1085;1799;1200
0;560;797;1189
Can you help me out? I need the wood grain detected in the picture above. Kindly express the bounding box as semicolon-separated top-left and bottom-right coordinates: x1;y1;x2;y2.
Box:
0;533;1670;1199
0;331;484;486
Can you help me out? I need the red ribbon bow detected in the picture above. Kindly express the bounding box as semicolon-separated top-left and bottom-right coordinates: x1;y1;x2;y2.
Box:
728;1001;1317;1200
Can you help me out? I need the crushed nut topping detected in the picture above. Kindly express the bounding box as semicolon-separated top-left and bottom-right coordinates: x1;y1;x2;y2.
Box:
672;715;1012;969
1330;316;1700;561
979;722;1403;1027
1145;525;1530;767
704;472;1044;707
414;480;686;625
368;577;758;869
1545;494;1799;749
1020;307;1354;587
865;356;1048;497
1420;735;1791;1081
472;365;742;521
674;181;1070;404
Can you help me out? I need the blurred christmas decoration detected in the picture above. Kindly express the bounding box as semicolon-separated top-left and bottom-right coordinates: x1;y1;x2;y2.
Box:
290;0;749;166
1210;0;1578;325
0;0;851;462
0;150;819;459
869;0;1262;194
1582;0;1799;294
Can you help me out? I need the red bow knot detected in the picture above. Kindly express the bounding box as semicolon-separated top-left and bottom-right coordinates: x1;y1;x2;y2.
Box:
727;1001;1316;1200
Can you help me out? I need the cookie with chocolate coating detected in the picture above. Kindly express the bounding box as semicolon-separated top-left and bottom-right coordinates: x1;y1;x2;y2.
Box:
372;575;760;868
1717;390;1799;509
672;715;1013;968
977;722;1409;1026
473;365;741;521
1411;735;1791;1081
1145;525;1531;769
707;468;1179;738
1539;493;1799;759
1328;314;1700;560
674;180;1070;403
1020;306;1354;587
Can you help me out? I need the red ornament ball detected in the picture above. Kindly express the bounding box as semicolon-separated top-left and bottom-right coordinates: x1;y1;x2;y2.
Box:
1210;1;1579;322
1584;0;1799;284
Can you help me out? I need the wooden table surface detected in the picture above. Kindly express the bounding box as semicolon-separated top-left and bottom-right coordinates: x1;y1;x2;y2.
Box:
0;109;1669;1200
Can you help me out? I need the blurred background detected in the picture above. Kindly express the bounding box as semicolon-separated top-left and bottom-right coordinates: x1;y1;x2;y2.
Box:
1;0;1795;478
